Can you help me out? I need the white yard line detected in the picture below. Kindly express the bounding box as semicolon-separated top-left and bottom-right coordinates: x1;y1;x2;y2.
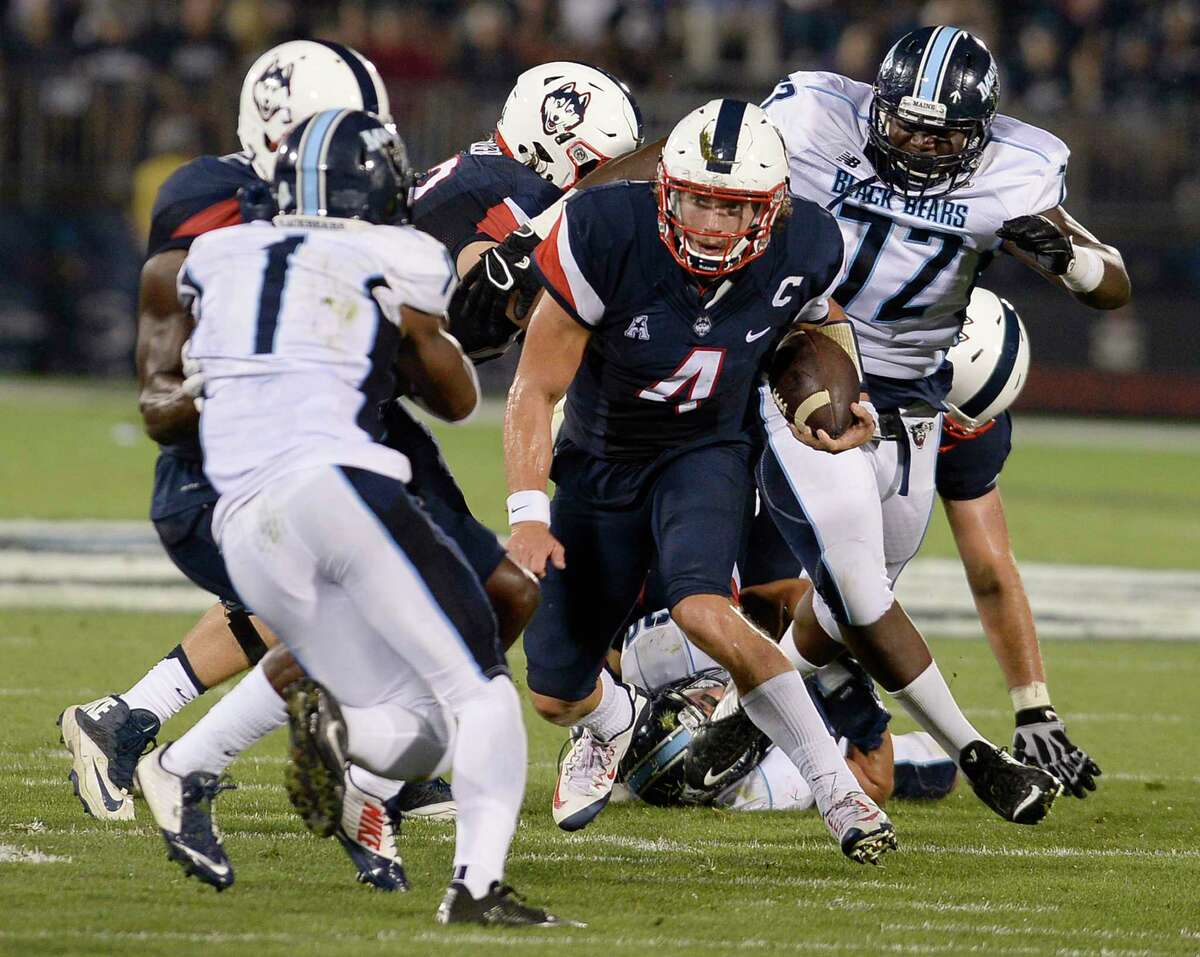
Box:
0;844;71;864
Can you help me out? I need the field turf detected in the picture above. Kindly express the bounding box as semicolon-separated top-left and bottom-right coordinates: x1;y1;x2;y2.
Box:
1;379;1198;956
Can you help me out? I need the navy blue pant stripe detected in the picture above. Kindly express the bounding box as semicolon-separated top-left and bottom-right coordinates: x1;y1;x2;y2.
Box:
313;40;379;115
254;236;304;354
960;298;1021;419
337;466;507;678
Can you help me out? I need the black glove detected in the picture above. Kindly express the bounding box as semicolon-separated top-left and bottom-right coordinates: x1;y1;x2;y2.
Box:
447;224;542;360
996;215;1074;274
1013;707;1102;798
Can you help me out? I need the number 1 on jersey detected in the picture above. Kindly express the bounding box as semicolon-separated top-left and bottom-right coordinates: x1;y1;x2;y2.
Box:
638;347;726;414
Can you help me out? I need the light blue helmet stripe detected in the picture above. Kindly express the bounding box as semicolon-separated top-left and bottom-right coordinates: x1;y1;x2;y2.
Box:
917;27;961;101
298;109;343;214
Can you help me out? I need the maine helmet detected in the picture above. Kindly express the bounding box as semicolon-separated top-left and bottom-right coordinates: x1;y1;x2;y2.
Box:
944;287;1030;431
272;110;413;225
495;61;643;190
657;99;789;278
238;39;391;181
868;26;999;197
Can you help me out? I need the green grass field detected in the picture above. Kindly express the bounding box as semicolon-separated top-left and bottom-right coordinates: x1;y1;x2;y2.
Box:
1;379;1199;956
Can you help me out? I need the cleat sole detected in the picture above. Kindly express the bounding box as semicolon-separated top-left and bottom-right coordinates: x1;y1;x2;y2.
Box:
844;827;898;865
285;680;346;839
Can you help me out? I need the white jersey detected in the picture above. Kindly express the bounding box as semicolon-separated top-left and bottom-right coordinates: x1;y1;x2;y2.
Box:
764;71;1069;380
182;218;456;536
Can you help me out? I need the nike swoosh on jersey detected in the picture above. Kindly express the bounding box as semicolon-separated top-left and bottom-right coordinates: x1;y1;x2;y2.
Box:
745;328;771;342
92;763;126;813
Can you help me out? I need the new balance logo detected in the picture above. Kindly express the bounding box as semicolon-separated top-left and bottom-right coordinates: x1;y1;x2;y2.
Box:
835;151;861;169
624;315;650;340
356;802;386;851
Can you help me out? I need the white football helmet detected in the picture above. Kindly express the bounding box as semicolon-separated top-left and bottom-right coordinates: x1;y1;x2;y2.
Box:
495;61;643;190
944;287;1031;431
657;99;788;278
237;40;391;181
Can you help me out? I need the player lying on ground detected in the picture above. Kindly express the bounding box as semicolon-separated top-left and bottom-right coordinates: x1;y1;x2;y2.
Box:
136;109;577;927
614;610;957;810
506;98;897;864
743;25;1125;820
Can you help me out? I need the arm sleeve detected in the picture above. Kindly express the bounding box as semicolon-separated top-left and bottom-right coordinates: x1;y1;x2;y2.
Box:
530;190;625;327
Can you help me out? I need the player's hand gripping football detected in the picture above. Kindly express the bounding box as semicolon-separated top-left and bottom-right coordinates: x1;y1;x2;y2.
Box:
507;521;566;578
791;400;876;454
1012;707;1102;798
996;215;1074;274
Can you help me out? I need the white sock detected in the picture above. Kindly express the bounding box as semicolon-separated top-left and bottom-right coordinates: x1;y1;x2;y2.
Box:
577;669;635;742
449;676;527;899
122;648;204;724
780;624;821;676
343;701;451;781
889;662;985;764
741;670;861;812
162;662;285;776
346;763;405;801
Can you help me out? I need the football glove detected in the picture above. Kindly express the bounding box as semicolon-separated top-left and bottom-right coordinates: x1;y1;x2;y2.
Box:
447;224;542;360
996;215;1074;274
1012;707;1101;798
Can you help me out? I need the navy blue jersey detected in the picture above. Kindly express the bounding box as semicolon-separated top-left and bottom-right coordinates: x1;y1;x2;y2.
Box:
147;153;257;259
936;411;1013;500
533;182;845;462
411;142;562;258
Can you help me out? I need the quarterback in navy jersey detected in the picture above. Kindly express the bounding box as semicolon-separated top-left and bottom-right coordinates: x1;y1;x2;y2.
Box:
505;99;897;864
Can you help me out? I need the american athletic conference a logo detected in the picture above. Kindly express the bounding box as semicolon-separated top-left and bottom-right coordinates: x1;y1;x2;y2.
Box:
253;57;294;123
541;82;591;137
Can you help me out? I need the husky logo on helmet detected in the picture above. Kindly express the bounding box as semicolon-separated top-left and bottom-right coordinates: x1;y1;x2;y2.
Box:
253;58;294;123
541;83;591;137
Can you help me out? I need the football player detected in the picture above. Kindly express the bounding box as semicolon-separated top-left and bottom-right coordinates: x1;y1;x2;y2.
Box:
616;610;957;810
505;99;897;864
139;60;646;871
750;26;1127;821
136;110;573;927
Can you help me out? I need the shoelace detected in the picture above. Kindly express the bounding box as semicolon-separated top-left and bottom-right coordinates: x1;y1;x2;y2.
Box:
565;733;616;794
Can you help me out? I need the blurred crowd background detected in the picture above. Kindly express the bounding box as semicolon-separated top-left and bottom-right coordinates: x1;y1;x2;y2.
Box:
2;0;1198;414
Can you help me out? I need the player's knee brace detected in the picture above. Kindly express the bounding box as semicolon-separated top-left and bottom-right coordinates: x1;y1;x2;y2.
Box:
223;602;270;664
812;541;893;627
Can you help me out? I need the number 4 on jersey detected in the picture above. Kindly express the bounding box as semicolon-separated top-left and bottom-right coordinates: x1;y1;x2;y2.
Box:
638;347;726;413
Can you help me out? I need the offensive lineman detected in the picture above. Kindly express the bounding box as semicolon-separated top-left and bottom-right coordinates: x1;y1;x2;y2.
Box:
138;109;572;926
506;99;896;863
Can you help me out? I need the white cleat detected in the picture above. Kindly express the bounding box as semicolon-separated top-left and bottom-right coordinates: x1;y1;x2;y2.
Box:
135;744;235;890
335;768;410;891
57;695;159;822
821;789;898;865
552;689;650;831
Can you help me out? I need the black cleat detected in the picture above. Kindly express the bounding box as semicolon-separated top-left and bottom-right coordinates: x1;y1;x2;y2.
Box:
136;744;235;890
284;679;348;838
960;739;1063;825
682;682;771;795
390;777;456;821
435;881;585;927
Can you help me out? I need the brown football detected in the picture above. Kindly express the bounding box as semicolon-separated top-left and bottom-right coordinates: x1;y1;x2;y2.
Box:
767;328;860;438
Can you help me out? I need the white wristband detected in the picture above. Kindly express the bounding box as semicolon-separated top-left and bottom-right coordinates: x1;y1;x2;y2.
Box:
1062;245;1104;293
1010;681;1052;713
507;490;551;527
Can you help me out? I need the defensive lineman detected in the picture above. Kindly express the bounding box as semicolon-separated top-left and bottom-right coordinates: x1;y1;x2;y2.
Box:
136;110;571;926
506;99;895;863
757;27;1124;814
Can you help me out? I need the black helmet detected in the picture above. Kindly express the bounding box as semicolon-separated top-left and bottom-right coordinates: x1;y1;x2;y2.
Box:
867;26;998;196
272;109;413;224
